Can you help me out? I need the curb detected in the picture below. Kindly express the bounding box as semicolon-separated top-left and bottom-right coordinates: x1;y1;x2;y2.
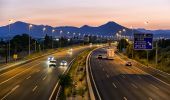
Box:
86;47;102;100
49;58;76;100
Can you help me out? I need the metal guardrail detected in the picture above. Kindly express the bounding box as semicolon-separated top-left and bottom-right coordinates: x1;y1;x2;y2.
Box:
49;58;76;100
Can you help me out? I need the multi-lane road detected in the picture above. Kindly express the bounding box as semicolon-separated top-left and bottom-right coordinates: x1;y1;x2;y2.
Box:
89;47;170;100
0;46;90;100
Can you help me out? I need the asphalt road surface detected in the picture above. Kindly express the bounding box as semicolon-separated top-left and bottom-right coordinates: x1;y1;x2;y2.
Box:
89;47;170;100
0;46;90;100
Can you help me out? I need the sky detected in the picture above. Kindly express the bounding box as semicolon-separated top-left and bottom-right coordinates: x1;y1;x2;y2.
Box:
0;0;170;30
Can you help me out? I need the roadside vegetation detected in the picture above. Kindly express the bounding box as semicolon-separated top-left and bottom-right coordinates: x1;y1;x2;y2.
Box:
0;33;106;64
117;38;170;73
58;47;96;100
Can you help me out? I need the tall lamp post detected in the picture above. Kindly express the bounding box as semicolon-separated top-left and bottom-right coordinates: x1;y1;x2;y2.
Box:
28;24;33;55
123;29;126;49
8;19;13;62
43;27;46;50
130;26;134;59
119;31;122;51
59;30;63;47
52;29;55;49
144;21;149;65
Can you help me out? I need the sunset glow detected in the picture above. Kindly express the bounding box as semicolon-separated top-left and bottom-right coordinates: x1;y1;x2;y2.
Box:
0;0;170;29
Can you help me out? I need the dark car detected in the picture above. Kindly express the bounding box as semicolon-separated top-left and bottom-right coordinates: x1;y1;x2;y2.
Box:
98;55;103;59
125;61;132;66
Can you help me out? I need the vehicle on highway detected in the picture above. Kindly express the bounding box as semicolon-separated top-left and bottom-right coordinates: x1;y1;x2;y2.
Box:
60;60;68;66
106;48;114;60
125;61;132;66
48;60;57;67
97;55;103;59
48;56;55;61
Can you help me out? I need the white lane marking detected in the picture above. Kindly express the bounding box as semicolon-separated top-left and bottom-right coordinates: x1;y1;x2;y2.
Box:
131;83;138;89
0;63;41;86
1;85;20;100
26;76;31;79
157;73;167;78
123;97;128;100
137;76;142;79
112;82;117;88
106;74;110;78
116;53;170;86
32;86;37;92
122;75;125;78
42;76;47;80
148;97;152;100
150;84;159;90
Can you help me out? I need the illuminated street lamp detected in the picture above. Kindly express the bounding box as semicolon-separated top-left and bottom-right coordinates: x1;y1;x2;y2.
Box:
52;29;55;49
43;27;46;50
123;29;126;38
56;38;59;41
144;21;149;65
60;30;63;38
73;32;76;38
28;24;33;55
8;19;14;62
68;38;70;42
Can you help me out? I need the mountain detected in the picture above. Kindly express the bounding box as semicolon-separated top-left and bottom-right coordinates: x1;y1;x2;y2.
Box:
0;21;140;38
137;28;170;38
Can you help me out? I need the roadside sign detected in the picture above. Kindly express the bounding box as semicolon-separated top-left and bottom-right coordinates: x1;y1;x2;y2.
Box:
13;54;18;60
134;33;153;50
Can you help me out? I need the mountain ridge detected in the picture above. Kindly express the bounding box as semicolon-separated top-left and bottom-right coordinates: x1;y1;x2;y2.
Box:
0;21;169;38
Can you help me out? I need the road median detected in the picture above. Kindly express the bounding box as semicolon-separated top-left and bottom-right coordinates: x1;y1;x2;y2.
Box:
56;47;97;100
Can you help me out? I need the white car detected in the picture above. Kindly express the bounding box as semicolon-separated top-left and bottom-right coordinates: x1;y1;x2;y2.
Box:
48;60;57;67
60;60;68;66
48;56;54;61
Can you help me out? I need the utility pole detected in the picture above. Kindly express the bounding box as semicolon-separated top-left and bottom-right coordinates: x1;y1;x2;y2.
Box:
28;24;33;56
156;41;158;65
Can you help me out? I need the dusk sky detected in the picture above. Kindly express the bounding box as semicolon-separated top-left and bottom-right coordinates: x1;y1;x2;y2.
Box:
0;0;170;29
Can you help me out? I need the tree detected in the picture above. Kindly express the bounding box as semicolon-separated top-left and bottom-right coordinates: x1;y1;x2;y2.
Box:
58;74;73;99
117;39;129;52
44;34;51;49
59;74;73;88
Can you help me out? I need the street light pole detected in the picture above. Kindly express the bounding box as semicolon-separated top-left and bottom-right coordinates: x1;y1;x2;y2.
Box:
28;24;33;56
144;21;149;65
35;40;37;52
59;30;63;47
52;29;55;49
123;29;126;49
43;27;46;50
131;26;134;59
156;41;158;65
8;19;13;62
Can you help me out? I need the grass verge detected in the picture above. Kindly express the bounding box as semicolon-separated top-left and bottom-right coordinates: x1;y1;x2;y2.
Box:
59;47;96;100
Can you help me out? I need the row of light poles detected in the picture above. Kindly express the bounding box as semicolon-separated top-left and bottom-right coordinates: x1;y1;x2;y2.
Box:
7;19;113;62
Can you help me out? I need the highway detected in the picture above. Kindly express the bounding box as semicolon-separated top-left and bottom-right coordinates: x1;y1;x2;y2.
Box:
0;46;90;100
89;47;170;100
